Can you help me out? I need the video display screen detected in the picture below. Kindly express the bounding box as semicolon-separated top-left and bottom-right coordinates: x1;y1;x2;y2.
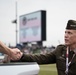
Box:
19;10;46;43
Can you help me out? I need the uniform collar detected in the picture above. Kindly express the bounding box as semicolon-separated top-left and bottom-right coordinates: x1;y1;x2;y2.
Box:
73;49;76;53
70;48;76;54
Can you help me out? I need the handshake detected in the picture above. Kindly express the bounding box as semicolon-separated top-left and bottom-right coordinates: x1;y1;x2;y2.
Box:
3;48;23;63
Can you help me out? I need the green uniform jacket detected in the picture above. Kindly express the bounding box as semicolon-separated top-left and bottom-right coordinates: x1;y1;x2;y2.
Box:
17;45;76;75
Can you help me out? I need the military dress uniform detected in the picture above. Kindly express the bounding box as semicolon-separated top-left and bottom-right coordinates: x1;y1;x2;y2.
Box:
16;45;76;75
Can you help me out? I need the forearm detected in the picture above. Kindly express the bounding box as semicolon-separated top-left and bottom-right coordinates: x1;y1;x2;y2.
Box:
0;41;11;56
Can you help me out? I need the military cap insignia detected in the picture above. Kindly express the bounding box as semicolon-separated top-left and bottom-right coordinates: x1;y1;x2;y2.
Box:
66;20;76;30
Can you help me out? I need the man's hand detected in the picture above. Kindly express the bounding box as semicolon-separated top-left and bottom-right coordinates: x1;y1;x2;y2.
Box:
9;48;23;60
3;48;23;63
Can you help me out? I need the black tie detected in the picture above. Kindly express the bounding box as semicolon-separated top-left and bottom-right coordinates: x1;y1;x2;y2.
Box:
69;51;74;62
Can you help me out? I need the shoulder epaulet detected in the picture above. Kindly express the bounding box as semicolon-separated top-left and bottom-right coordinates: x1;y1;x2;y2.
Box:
55;44;66;51
56;44;66;48
57;44;65;46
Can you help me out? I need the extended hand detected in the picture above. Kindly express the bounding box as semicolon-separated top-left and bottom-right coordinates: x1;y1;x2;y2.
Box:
9;48;23;60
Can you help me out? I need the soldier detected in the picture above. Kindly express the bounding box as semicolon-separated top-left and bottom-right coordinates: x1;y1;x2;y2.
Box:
7;20;76;75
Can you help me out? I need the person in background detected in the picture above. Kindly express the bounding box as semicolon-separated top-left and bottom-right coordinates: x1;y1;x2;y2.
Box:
4;20;76;75
0;41;21;60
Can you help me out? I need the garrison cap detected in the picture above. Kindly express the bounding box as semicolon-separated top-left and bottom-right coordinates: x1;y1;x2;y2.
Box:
66;20;76;30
